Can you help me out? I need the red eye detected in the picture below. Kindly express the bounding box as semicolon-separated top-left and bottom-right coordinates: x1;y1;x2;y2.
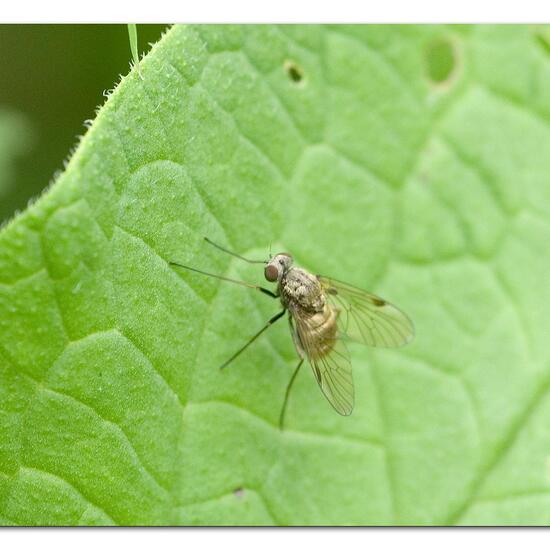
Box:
264;265;279;282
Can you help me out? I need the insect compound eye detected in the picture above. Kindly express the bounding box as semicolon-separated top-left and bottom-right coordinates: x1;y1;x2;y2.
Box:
264;264;279;282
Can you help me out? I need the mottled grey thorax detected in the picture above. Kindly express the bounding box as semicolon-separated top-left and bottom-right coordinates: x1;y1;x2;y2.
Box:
279;267;325;313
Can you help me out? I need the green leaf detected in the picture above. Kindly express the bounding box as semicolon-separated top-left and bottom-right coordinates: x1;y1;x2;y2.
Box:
2;24;550;525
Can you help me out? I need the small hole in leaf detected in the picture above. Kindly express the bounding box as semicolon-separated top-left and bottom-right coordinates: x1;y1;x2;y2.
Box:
425;37;457;85
284;60;304;84
233;487;245;498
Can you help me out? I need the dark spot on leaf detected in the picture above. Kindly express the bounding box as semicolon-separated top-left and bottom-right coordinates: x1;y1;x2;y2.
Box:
233;487;245;498
327;287;338;295
372;297;386;307
284;60;304;84
425;37;457;85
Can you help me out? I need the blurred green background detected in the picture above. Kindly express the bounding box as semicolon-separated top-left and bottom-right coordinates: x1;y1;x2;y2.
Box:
0;24;167;223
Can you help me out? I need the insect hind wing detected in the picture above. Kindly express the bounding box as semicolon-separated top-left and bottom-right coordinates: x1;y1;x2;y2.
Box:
319;276;414;348
313;337;354;416
294;313;354;416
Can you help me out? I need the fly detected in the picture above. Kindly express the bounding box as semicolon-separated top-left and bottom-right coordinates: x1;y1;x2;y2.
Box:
170;237;415;429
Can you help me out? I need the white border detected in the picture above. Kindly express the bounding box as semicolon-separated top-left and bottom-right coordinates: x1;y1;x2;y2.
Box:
2;0;550;23
0;527;545;550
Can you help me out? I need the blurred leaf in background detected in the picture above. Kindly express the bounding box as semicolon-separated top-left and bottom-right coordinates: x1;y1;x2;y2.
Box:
0;24;166;222
0;108;34;204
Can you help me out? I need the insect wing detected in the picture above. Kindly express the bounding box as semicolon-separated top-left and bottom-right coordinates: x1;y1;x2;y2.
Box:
293;311;354;416
319;276;414;348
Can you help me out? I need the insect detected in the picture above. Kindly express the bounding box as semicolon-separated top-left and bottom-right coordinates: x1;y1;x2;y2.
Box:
170;238;414;429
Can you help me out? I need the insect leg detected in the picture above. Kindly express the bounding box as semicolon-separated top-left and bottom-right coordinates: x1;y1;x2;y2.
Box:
204;237;266;264
279;358;305;430
219;309;286;370
169;261;278;298
288;315;304;359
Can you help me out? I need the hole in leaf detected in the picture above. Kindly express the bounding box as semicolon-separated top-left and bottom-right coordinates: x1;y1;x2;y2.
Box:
233;487;245;498
284;60;304;84
425;37;457;85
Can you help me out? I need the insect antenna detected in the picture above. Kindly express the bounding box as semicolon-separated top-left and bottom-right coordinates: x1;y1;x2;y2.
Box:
204;237;267;264
169;261;278;298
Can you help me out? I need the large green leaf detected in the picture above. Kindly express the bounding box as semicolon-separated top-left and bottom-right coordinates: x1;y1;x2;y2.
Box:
2;24;550;526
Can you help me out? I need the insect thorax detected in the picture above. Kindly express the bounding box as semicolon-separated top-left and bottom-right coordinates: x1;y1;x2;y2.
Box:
279;268;325;312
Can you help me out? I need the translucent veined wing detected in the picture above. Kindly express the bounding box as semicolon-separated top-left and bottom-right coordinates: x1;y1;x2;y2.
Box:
318;276;415;348
291;308;354;416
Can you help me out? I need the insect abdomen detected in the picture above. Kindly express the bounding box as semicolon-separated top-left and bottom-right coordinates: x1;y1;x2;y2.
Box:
303;305;339;360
